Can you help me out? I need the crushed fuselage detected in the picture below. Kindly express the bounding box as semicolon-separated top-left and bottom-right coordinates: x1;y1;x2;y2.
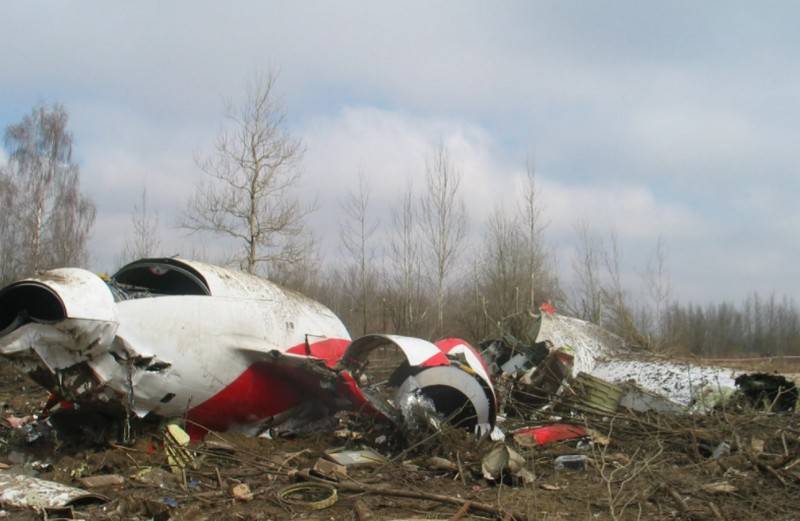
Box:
0;258;496;438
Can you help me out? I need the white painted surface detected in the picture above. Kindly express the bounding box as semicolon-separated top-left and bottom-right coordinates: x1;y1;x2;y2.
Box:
17;268;118;323
536;313;740;406
346;334;442;367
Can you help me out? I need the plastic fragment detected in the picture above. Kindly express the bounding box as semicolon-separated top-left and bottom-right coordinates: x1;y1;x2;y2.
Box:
554;454;588;471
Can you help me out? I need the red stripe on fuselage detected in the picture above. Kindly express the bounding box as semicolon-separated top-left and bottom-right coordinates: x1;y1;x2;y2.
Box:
434;337;490;375
186;361;302;438
186;338;355;439
286;338;352;367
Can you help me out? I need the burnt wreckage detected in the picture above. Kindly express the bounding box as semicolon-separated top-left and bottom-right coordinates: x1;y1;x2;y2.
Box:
0;258;496;438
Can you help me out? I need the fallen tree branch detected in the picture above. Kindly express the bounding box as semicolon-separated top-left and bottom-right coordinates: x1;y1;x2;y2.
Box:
449;501;472;521
302;473;530;521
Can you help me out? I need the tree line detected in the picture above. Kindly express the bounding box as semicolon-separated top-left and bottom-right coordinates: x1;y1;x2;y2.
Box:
1;79;798;358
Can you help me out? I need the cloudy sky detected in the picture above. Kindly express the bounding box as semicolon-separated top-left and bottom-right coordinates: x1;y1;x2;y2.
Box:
1;1;798;303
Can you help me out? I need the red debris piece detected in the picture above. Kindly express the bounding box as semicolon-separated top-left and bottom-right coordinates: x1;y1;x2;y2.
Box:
512;424;588;446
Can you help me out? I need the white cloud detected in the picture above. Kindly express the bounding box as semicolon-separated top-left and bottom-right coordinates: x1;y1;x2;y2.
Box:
541;181;706;240
2;2;800;302
301;107;508;253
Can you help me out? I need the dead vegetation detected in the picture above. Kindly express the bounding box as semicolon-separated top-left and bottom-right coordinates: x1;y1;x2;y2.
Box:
1;362;798;521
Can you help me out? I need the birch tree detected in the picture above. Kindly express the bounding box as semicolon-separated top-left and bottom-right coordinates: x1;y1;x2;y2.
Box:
420;144;467;336
339;174;378;335
388;184;426;334
0;170;20;283
3;103;95;274
183;73;312;275
519;159;549;310
643;236;672;346
120;187;162;263
479;205;527;319
569;220;603;323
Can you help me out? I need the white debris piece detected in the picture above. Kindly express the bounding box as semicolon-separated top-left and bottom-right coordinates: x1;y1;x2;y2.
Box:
536;313;740;406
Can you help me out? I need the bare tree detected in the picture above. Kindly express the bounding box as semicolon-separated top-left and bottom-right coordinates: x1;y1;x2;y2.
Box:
48;169;96;267
3;103;95;273
517;159;558;310
420;144;467;336
0;169;20;283
388;183;427;335
268;233;321;295
120;187;162;263
182;72;313;275
479;205;526;320
643;236;672;347
339;173;378;335
569;220;603;323
601;230;641;342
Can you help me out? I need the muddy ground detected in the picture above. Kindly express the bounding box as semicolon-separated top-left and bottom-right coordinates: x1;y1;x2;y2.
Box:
1;362;799;521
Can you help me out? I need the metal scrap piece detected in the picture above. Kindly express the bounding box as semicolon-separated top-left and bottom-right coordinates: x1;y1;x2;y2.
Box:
0;471;107;509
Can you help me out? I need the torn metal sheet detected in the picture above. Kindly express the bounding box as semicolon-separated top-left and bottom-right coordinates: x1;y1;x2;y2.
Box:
481;444;534;484
559;372;625;416
0;258;496;438
340;334;496;431
479;312;549;379
325;448;387;466
619;384;686;414
535;313;740;406
0;471;107;509
518;349;573;406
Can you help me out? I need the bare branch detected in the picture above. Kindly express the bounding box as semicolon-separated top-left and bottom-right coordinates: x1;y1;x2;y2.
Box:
2;103;95;275
181;72;312;275
420;143;467;336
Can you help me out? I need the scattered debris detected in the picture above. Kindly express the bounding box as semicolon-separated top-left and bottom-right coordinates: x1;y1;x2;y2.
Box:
512;423;588;447
554;454;589;471
426;456;459;472
312;457;348;480
130;466;178;488
481;444;535;484
701;481;738;494
533;313;741;406
230;483;254;502
353;498;375;520
711;441;731;460
164;423;193;476
77;474;125;489
751;437;765;455
735;373;799;412
480;315;549;378
559;372;625;416
619;384;686;413
4;415;34;429
539;483;562;491
325;447;387;466
0;471;107;509
277;482;338;510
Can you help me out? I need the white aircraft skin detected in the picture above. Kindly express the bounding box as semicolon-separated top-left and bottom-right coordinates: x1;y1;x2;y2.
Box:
0;258;495;438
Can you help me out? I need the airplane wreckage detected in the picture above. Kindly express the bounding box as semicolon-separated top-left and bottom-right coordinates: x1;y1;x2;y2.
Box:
0;258;796;443
0;258;497;439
